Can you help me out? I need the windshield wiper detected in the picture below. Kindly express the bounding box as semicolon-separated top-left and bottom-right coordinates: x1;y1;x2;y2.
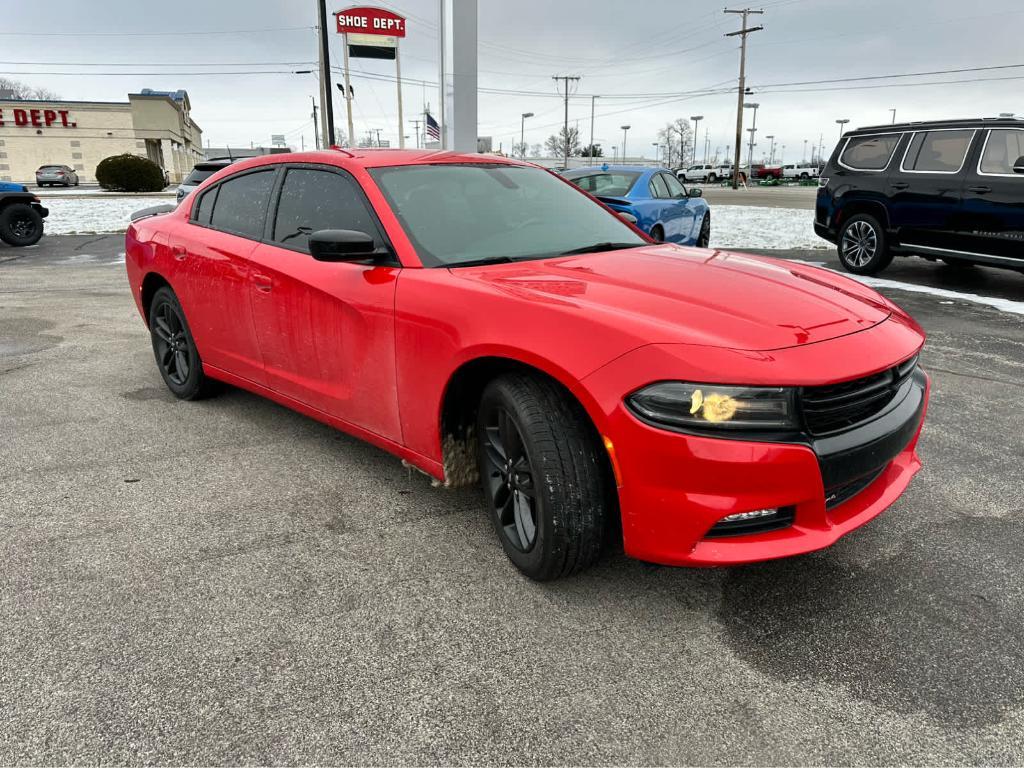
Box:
448;256;516;268
558;242;646;256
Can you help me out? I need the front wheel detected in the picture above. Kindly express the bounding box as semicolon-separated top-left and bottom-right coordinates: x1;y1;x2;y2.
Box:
838;214;893;275
148;286;219;400
696;212;711;248
650;224;664;243
476;374;611;581
0;203;44;246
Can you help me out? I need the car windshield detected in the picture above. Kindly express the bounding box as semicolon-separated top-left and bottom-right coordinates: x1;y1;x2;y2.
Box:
562;170;641;197
368;163;646;267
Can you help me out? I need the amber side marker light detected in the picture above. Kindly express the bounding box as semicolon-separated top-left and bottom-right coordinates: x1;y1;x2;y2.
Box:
602;436;623;487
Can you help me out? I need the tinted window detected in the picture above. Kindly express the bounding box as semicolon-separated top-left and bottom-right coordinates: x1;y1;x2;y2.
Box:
193;186;217;225
209;170;276;240
980;129;1024;175
272;168;381;252
649;173;670;198
840;134;901;170
564;171;640;197
369;164;645;267
183;164;229;186
903;130;972;173
662;172;687;198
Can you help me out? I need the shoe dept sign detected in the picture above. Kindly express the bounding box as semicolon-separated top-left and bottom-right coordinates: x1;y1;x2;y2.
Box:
335;6;406;38
0;107;76;128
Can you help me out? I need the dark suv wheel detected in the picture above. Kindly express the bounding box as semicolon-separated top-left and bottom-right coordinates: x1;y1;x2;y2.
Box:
0;203;44;247
837;213;893;275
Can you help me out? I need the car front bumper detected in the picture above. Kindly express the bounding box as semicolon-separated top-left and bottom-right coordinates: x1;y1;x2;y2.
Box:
603;370;928;567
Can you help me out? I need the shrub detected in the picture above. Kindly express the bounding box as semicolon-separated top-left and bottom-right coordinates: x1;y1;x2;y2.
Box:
95;154;165;192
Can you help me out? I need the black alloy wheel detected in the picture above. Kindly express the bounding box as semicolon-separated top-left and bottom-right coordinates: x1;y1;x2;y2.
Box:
148;286;217;400
0;203;44;246
481;405;538;552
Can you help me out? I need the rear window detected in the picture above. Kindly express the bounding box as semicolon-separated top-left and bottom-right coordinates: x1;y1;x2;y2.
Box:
564;171;640;197
38;165;64;171
208;170;276;240
902;130;973;173
979;129;1024;175
840;134;901;170
183;165;228;186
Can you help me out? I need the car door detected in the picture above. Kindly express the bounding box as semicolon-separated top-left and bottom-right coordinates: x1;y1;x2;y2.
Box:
959;127;1024;264
647;172;680;239
660;171;698;243
173;168;276;385
246;164;402;441
886;129;974;250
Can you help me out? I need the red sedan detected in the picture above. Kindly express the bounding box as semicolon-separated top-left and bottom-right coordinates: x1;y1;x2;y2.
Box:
125;149;929;580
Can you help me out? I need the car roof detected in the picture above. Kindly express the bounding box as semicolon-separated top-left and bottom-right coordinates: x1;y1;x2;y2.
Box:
849;116;1024;136
563;164;663;176
210;148;532;174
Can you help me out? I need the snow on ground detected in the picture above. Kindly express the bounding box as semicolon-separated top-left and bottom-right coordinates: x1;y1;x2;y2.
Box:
711;205;826;250
43;197;174;235
33;186;175;197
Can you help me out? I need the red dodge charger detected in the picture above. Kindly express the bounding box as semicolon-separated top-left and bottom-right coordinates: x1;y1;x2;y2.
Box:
126;149;929;580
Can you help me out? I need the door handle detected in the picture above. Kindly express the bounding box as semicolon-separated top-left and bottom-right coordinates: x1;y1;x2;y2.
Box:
253;273;272;292
889;182;909;190
968;185;992;194
172;245;187;261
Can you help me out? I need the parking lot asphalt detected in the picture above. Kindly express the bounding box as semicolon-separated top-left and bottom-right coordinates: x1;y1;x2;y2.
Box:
2;234;1023;764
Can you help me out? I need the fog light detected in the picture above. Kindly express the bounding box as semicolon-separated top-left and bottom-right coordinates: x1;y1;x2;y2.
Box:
720;508;778;523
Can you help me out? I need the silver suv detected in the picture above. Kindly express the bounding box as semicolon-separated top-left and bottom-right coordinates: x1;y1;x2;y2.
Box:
175;158;235;204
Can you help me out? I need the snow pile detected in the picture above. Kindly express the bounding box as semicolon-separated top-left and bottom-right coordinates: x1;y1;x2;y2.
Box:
711;205;826;250
42;197;174;235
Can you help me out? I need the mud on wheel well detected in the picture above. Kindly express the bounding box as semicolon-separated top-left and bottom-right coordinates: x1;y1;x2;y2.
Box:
140;273;171;326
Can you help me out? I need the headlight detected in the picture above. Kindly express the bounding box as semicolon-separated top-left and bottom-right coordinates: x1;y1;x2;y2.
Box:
627;382;797;431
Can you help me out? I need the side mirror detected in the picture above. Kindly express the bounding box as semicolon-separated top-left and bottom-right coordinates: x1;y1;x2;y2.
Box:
308;229;377;261
617;211;638;224
687;188;703;198
1013;156;1024;174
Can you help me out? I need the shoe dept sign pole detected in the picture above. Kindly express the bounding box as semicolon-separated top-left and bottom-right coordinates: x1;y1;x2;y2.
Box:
335;7;407;149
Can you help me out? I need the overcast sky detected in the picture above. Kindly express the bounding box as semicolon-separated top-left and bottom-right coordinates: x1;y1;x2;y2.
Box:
2;0;1022;163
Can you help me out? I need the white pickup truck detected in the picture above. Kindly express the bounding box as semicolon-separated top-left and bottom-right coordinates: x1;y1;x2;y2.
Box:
780;163;820;179
677;162;734;183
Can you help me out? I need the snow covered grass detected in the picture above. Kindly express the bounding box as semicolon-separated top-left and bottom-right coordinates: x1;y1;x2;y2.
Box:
711;205;826;250
42;197;174;235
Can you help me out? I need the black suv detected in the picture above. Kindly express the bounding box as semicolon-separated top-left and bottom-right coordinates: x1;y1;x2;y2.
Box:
815;117;1024;275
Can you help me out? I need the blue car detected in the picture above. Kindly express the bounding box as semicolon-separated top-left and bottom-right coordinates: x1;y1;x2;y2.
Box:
562;164;710;247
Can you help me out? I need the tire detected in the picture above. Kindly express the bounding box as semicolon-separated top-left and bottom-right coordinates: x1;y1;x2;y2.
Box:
148;286;218;400
64;179;71;187
696;212;711;248
0;203;44;246
707;173;718;184
837;213;893;275
800;172;809;180
650;224;665;243
475;373;611;581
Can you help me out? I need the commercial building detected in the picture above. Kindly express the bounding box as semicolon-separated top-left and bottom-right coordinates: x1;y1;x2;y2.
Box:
0;89;203;184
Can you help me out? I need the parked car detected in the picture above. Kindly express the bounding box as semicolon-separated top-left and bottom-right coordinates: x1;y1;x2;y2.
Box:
563;164;710;246
35;164;78;187
781;163;820;180
750;163;783;180
126;149;928;580
0;181;49;246
678;163;716;182
175;158;235;204
816;116;1024;274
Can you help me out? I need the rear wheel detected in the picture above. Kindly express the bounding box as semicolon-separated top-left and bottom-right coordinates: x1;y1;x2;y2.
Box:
837;213;893;275
476;374;610;581
650;224;665;242
799;172;809;180
0;203;44;246
148;287;218;400
707;173;718;183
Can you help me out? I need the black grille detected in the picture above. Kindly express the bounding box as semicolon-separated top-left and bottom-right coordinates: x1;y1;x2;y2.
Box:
824;465;886;510
800;355;918;436
704;506;796;539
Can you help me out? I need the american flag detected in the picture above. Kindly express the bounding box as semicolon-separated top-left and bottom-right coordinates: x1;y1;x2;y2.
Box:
426;111;441;141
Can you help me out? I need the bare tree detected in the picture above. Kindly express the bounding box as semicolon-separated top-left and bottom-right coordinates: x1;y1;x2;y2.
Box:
656;119;694;169
544;126;581;159
510;141;528;158
529;144;543;158
0;77;60;100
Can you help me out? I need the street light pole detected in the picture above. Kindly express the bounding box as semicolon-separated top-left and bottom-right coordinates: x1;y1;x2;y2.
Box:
589;95;600;166
836;118;850;141
765;134;775;164
744;102;759;177
520;112;533;159
689;115;703;168
621;124;630;162
652;142;659;164
889;108;897;124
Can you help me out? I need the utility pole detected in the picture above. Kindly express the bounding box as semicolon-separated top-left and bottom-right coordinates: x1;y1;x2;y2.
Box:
621;124;630;161
311;96;320;150
589;94;599;166
552;75;580;168
410;118;422;149
316;0;336;147
724;8;763;189
374;128;383;147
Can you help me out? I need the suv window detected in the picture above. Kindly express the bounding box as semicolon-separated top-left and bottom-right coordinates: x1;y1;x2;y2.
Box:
840;134;901;170
649;173;670;198
272;167;381;252
208;169;276;240
979;129;1024;175
661;172;687;198
903;130;973;173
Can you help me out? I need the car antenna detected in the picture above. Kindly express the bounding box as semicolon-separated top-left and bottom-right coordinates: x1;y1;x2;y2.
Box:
331;145;355;157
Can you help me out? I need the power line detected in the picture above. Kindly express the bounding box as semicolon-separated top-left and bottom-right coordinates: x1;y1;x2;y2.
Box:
0;26;313;37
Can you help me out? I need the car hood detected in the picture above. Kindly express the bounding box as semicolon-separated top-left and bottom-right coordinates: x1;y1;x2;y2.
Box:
451;245;892;351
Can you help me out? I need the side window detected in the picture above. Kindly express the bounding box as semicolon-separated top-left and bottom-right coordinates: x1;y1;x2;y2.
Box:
840;134;901;170
208;170;276;240
272;167;381;252
649;173;670;199
662;172;687;198
903;130;973;173
192;186;217;225
979;129;1024;175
